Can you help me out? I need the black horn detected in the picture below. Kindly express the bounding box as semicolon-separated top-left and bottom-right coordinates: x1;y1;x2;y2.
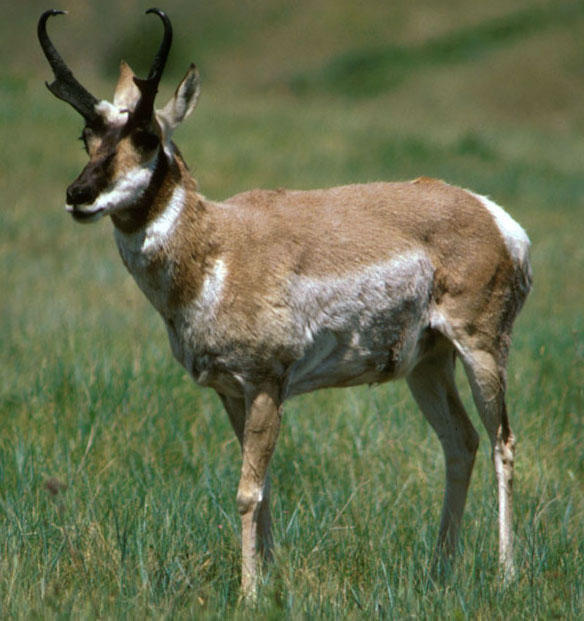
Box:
38;9;100;123
145;8;173;83
132;8;173;124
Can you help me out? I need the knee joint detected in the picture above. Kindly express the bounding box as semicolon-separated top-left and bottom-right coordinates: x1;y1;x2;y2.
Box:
236;485;263;515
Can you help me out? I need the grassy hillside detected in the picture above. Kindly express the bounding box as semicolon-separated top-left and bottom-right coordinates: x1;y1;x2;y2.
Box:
1;0;583;617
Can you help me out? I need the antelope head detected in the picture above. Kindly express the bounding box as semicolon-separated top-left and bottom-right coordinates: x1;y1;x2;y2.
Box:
38;8;200;224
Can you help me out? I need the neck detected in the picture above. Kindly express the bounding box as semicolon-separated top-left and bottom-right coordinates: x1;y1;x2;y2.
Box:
110;149;174;234
112;150;213;316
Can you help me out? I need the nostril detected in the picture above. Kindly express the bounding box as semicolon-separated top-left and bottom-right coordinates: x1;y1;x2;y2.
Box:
66;184;93;205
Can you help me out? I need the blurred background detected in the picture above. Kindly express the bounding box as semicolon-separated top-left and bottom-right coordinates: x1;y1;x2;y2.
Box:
0;1;582;616
4;0;584;194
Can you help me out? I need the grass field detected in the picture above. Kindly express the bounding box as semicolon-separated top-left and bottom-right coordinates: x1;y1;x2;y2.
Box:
1;0;583;617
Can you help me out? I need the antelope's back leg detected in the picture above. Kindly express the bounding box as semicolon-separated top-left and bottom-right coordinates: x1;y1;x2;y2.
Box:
406;334;479;564
456;344;516;579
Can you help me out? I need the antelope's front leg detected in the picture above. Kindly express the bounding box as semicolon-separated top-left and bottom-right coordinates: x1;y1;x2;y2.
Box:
237;384;282;600
219;394;275;562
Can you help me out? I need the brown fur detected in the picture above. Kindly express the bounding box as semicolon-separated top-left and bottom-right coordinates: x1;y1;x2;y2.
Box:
159;179;512;358
41;15;531;596
103;125;530;595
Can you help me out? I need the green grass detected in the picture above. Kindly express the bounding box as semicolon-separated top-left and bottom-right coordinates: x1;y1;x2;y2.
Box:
288;2;584;97
1;0;583;617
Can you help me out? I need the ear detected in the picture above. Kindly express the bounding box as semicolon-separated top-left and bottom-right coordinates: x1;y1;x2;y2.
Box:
113;61;141;110
156;64;200;137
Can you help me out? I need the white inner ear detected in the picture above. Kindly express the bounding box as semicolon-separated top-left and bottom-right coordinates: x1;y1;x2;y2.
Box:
156;64;201;143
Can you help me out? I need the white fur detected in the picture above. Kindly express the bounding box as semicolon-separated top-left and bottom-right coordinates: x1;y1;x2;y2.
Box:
142;185;186;252
289;252;432;340
114;233;172;316
93;157;158;213
283;251;434;396
96;100;130;126
71;156;159;220
430;309;470;360
199;258;227;312
470;192;531;265
114;183;186;259
166;258;229;383
113;185;187;322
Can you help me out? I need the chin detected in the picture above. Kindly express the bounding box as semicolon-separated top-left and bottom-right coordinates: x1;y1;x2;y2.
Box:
69;207;106;223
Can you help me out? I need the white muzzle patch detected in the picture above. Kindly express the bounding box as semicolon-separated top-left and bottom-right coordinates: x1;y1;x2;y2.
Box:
66;155;158;221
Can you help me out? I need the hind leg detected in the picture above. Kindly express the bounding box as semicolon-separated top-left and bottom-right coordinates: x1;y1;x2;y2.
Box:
406;337;479;564
459;346;516;579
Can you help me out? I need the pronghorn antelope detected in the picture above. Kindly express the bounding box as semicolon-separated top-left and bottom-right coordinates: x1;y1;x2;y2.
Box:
39;8;532;597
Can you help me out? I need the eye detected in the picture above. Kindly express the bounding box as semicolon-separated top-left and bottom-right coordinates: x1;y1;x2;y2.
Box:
132;129;159;151
78;133;88;153
78;127;94;153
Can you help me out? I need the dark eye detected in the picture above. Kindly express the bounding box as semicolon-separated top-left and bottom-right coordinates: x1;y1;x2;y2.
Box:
133;129;159;151
78;132;89;153
78;126;96;153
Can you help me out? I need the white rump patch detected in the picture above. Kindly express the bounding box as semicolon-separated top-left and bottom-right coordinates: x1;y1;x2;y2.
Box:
470;191;531;265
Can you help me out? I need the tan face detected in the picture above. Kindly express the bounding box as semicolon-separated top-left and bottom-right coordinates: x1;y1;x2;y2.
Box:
66;111;161;223
38;9;199;224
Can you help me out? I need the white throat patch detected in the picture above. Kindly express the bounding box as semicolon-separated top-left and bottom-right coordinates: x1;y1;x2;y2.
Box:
114;183;186;256
92;155;158;214
142;185;186;251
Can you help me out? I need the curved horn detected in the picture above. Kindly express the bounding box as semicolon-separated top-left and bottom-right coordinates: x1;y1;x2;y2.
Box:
38;10;100;123
145;8;173;83
132;8;173;124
